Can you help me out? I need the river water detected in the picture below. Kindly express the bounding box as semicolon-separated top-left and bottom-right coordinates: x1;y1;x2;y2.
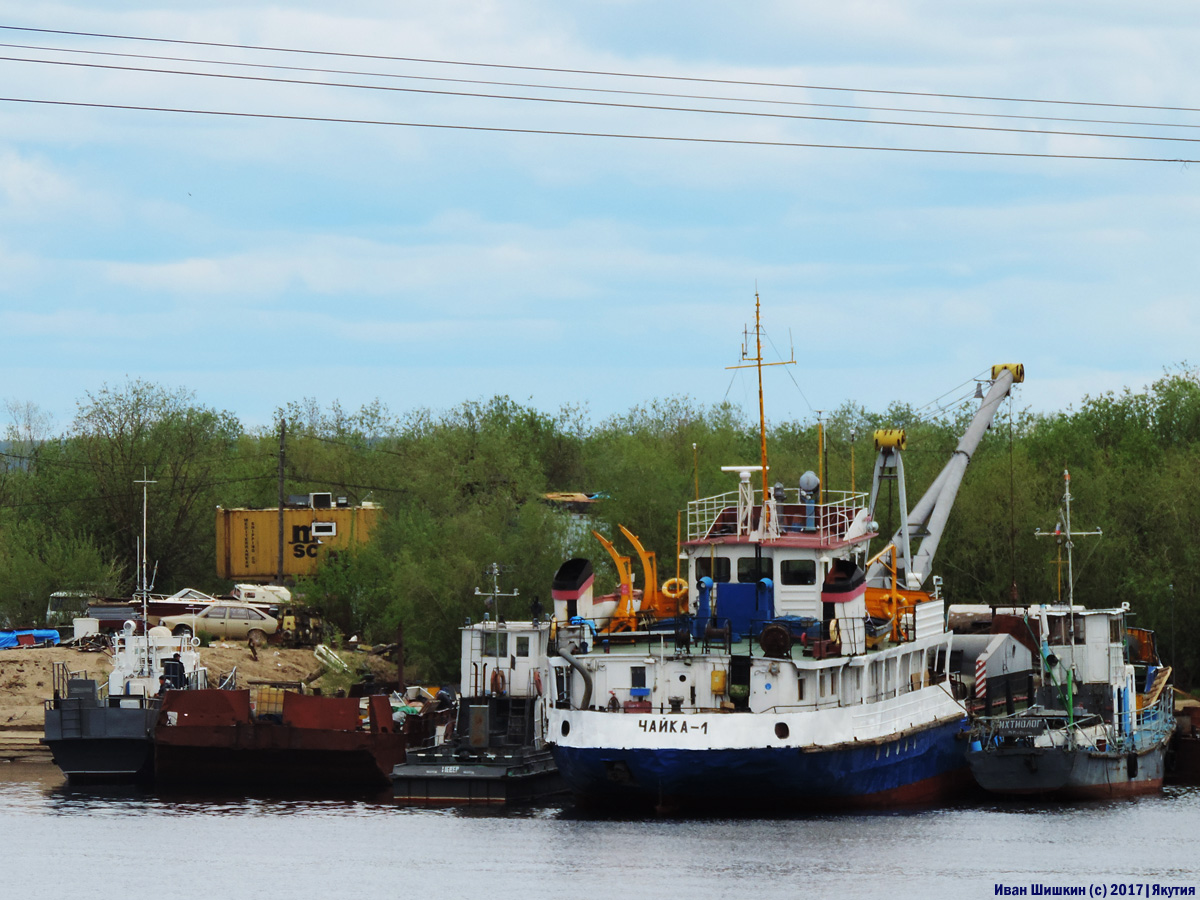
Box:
3;764;1198;900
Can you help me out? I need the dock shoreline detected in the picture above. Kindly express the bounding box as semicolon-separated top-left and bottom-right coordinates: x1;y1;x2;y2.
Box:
0;728;52;764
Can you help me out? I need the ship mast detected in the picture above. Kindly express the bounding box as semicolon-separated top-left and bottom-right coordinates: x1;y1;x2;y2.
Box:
134;467;156;676
475;562;519;622
726;293;794;530
1035;469;1101;609
753;296;769;517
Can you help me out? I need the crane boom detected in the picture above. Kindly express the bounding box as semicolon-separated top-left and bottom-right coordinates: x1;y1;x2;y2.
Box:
867;364;1023;589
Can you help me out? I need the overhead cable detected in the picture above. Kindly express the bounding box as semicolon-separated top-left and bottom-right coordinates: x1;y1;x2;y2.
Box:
3;22;1200;115
4;52;1200;146
2;96;1196;164
3;39;1199;133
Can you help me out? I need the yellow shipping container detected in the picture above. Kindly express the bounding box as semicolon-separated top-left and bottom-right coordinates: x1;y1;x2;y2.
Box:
216;502;381;581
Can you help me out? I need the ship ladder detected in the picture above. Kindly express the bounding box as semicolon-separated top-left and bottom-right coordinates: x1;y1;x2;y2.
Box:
61;701;83;739
505;698;531;744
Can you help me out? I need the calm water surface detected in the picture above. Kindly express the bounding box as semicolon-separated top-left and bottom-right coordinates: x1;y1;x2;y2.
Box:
2;764;1198;900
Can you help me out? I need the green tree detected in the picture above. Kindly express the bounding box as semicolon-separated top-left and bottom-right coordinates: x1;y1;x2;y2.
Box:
28;380;244;591
0;521;121;626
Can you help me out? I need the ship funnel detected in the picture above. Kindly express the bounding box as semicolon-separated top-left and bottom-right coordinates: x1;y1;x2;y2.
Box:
551;558;594;623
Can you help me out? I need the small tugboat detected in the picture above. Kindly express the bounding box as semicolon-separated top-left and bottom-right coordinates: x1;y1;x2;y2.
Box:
966;471;1175;798
42;476;208;781
43;621;207;780
391;564;565;805
543;297;1021;811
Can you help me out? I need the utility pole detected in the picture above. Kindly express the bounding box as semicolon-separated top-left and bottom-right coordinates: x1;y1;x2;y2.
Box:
1171;583;1176;667
277;417;286;584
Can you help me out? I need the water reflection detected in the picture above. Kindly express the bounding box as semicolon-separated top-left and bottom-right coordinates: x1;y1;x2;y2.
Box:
3;763;1199;900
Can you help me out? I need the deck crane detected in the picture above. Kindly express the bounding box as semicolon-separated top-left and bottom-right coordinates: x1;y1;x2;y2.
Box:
864;364;1024;636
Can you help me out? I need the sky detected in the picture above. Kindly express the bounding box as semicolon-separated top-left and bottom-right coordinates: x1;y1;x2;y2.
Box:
1;1;1199;434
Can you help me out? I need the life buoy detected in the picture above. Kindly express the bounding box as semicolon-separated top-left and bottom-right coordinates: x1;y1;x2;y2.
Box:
532;668;543;696
878;593;898;620
662;577;688;600
490;668;506;695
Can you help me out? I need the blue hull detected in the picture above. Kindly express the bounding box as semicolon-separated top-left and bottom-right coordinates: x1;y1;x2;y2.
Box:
552;718;970;810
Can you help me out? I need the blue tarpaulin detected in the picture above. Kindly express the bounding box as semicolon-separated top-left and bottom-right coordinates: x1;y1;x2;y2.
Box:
0;629;60;649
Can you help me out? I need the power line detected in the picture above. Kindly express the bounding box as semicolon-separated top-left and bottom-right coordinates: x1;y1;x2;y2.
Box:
5;39;1200;134
0;446;276;472
762;329;814;414
3;95;1195;164
0;472;275;510
4;22;1200;115
6;52;1200;147
912;369;993;417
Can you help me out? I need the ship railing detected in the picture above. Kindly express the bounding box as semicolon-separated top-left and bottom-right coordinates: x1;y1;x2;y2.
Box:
851;690;934;728
746;697;844;714
1132;689;1176;746
971;711;1110;750
687;488;866;543
970;714;1065;747
1073;690;1175;753
45;660;121;708
49;661;85;703
860;667;930;705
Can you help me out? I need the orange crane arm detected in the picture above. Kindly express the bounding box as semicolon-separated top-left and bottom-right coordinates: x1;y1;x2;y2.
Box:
619;524;665;619
592;530;637;632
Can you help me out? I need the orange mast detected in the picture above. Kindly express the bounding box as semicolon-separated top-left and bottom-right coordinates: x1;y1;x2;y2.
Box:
726;292;794;529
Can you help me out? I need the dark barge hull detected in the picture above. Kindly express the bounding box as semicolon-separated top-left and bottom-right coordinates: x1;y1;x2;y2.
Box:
393;694;565;805
42;735;155;781
155;689;407;790
43;681;159;781
393;748;566;805
1168;733;1200;784
967;743;1166;798
156;727;407;789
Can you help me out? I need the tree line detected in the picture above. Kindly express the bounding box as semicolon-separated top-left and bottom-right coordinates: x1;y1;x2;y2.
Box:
2;371;1198;685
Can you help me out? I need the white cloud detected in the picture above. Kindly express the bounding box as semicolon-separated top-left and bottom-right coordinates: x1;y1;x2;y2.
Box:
0;151;89;217
0;1;1198;428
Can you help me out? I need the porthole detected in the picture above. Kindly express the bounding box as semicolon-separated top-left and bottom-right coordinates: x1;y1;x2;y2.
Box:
775;722;789;739
561;721;570;737
679;674;687;682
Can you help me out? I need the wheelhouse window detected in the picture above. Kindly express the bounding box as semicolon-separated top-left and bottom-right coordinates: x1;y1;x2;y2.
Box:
1109;616;1123;644
484;632;508;657
780;559;816;586
695;556;731;583
737;557;771;583
516;636;530;658
1047;615;1069;645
